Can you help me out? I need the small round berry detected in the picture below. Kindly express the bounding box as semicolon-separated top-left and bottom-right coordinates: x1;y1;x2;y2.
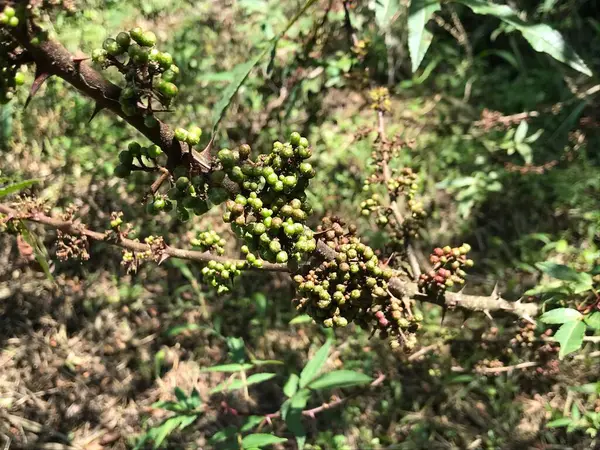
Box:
103;38;121;55
290;132;301;146
128;141;142;156
116;32;131;48
176;176;190;191
139;30;157;47
156;52;173;69
130;27;144;42
4;6;15;17
174;128;188;142
158;81;178;98
118;150;134;166
276;251;289;263
14;72;25;86
153;197;166;210
147;144;163;158
114;164;131;178
8;16;18;27
299;137;309;147
91;48;108;63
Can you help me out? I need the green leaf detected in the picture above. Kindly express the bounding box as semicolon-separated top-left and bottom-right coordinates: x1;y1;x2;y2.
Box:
208;426;237;444
299;339;332;388
540;308;582;324
307;370;372;390
210;0;318;136
584;312;600;330
514;120;528;144
289;314;313;325
241;433;287;448
554;320;586;359
0;178;41;199
250;359;284;366
281;389;311;450
536;261;593;287
19;223;54;283
202;363;254;373
407;0;441;72
547;417;573;428
283;373;300;398
454;0;592;76
375;0;401;30
174;387;187;403
210;372;276;394
515;142;533;165
240;416;264;433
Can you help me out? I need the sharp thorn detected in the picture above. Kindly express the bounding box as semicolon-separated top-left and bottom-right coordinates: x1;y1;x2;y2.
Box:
522;314;536;325
483;310;493;321
440;307;447;325
491;282;500;299
158;253;170;265
24;70;51;109
88;102;104;123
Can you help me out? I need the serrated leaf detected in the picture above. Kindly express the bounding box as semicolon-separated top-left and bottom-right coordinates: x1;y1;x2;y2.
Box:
283;373;299;398
210;372;276;394
546;417;573;428
299;340;332;388
554;320;586;359
0;178;41;199
455;0;591;76
241;433;287;448
375;0;401;30
584;312;600;330
540;308;582;324
202;363;255;373
289;314;313;325
307;370;372;390
407;0;441;72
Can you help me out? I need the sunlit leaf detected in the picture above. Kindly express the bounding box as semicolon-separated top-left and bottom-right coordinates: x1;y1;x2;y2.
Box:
407;0;441;72
540;308;582;324
299;339;332;388
554;320;586;359
307;370;372;390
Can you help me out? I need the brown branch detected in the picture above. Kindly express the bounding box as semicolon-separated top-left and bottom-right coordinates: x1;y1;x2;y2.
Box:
0;203;287;272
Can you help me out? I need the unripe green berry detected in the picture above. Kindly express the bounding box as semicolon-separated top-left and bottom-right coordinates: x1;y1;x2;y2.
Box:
130;27;144;42
116;32;131;48
114;164;131;178
176;176;190;191
103;38;121;56
174;128;188;142
8;16;18;27
299;137;309;147
159;81;178;98
118;150;134;166
128;141;142;156
290;132;301;146
4;6;15;17
156;52;173;68
138;30;157;47
14;72;25;86
147;144;163;158
276;251;288;263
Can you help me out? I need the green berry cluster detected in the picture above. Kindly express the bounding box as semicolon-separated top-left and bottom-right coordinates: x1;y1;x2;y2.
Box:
0;5;19;28
114;141;165;178
418;244;473;295
201;260;245;294
218;133;316;267
0;9;25;104
167;172;214;222
191;230;226;255
174;125;203;147
91;27;180;121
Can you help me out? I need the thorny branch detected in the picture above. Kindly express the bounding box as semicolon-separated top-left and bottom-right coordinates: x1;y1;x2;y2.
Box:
0;203;540;319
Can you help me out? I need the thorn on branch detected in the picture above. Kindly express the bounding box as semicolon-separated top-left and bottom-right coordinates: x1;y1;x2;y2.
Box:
88;102;104;123
24;70;51;109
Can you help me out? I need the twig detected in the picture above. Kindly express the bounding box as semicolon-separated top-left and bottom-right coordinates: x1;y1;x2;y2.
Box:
377;111;422;280
0;203;287;272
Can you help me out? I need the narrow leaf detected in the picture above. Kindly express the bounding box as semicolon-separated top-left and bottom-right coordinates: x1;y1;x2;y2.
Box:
210;0;318;136
241;433;287;448
210;372;276;394
455;0;592;76
289;314;313;325
0;178;41;198
540;308;582;324
19;223;54;282
283;374;300;398
407;0;441;72
536;261;593;285
201;363;254;373
554;320;586;359
307;370;372;390
547;417;573;428
299;339;332;388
